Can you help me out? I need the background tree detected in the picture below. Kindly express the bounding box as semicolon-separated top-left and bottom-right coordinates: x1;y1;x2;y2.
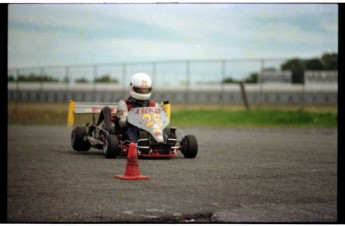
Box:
8;75;15;82
17;73;58;82
280;58;304;84
279;52;337;84
263;67;277;72
222;76;237;84
305;58;323;70
321;52;337;70
75;78;88;83
244;73;258;83
95;74;119;83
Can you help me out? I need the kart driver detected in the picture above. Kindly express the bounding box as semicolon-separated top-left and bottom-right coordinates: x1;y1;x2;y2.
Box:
117;72;159;142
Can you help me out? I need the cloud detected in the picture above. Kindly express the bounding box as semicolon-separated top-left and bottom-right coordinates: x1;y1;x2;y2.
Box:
8;4;338;68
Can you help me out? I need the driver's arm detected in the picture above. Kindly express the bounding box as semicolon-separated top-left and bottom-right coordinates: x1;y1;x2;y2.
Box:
117;100;128;128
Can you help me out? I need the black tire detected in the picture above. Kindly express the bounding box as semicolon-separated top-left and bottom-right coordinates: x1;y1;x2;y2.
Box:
71;126;91;151
103;135;120;159
181;135;198;158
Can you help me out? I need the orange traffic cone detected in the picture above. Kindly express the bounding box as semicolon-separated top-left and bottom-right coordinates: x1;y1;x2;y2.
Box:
115;143;149;180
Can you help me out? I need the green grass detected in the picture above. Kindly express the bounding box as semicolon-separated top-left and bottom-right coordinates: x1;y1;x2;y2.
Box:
170;109;337;128
8;102;337;128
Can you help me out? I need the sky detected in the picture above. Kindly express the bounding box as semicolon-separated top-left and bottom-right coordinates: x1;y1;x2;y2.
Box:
7;4;338;82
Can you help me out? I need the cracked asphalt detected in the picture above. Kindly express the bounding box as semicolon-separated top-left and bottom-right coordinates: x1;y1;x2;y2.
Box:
7;125;337;222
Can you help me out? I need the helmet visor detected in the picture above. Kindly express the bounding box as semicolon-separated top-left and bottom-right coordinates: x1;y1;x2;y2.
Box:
133;87;152;94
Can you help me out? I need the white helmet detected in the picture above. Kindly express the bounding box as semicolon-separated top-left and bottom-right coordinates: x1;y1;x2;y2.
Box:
129;72;153;101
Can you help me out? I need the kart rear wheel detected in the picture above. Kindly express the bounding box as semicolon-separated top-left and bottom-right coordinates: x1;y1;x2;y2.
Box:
181;135;198;158
103;135;120;159
71;126;91;151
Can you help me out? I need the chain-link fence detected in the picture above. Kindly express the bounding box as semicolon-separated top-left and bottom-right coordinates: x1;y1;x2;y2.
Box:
7;58;338;106
7;58;291;87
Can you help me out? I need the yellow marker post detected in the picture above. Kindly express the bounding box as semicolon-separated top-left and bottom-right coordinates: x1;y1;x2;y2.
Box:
67;100;75;127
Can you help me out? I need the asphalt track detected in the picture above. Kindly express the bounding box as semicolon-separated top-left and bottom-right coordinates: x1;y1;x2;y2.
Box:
7;125;337;222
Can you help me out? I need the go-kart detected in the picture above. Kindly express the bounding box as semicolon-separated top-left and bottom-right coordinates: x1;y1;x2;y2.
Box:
67;100;198;159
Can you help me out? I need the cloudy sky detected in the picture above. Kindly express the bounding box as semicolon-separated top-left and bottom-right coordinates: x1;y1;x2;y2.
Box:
8;4;338;70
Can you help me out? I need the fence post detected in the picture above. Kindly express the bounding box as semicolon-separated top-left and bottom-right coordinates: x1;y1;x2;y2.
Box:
221;60;226;106
65;66;69;102
40;67;44;102
239;81;250;110
93;65;97;101
301;62;306;111
185;60;191;105
152;62;156;89
15;68;19;104
259;59;265;108
122;63;127;97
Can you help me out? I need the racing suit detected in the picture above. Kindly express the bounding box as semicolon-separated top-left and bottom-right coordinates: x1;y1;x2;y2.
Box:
117;96;158;142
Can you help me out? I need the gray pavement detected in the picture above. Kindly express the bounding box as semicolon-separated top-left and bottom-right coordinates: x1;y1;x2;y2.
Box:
7;125;337;222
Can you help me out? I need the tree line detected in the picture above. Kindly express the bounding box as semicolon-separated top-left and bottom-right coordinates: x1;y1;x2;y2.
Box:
8;74;119;84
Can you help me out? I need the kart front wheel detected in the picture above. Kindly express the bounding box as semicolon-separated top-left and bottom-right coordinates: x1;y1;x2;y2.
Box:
181;135;198;158
103;135;120;159
71;126;91;151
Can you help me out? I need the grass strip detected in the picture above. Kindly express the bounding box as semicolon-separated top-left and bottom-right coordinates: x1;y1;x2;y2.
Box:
169;109;337;128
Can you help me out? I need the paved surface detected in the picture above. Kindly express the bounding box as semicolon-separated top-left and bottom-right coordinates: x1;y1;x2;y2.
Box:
7;125;337;222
